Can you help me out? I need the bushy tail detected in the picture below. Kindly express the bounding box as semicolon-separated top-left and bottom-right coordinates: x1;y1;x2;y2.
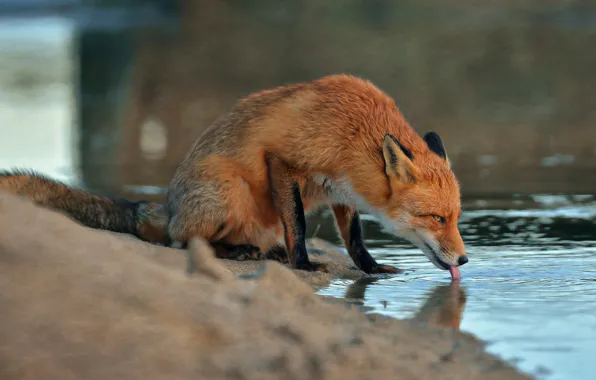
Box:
0;170;169;245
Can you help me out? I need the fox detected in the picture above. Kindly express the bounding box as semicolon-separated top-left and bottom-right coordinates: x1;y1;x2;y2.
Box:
167;74;468;278
0;170;169;245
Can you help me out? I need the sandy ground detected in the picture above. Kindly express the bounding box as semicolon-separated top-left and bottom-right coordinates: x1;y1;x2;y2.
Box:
0;192;532;380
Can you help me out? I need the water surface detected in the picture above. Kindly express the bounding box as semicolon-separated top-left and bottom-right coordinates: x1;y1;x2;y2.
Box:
315;197;596;380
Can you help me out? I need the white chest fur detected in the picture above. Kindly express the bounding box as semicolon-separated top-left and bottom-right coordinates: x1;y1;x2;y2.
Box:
311;174;371;212
311;174;399;236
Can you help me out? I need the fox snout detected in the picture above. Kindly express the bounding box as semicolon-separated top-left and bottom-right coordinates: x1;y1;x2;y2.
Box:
434;233;468;269
432;247;468;271
414;227;467;271
457;255;469;266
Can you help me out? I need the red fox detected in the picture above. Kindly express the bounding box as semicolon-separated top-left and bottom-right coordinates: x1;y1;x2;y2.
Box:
0;170;169;245
167;74;468;278
1;74;467;278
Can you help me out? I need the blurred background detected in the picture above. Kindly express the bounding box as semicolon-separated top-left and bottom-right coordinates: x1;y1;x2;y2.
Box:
0;0;595;202
2;3;596;378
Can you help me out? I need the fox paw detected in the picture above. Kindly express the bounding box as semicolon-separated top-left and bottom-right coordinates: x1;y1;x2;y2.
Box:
214;243;265;261
264;246;290;264
370;264;400;274
236;250;267;261
296;260;329;273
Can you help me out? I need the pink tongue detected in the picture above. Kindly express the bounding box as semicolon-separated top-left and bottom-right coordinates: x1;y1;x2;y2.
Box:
449;266;462;280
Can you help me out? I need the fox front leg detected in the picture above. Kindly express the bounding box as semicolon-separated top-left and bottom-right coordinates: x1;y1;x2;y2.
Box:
332;205;399;274
266;153;327;273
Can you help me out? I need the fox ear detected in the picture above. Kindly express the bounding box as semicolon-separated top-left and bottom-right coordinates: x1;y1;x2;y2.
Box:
382;134;418;184
423;131;448;160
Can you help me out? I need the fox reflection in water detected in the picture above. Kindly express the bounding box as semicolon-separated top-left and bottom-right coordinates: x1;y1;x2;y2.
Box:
342;279;467;330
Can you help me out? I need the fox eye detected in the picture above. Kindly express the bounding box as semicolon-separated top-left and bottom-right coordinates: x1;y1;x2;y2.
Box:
431;215;446;225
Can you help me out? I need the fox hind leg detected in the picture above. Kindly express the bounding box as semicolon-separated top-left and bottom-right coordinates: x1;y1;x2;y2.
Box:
167;178;262;261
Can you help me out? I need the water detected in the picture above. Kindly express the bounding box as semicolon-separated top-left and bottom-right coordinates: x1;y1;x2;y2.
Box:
0;17;79;184
3;13;595;380
316;198;596;380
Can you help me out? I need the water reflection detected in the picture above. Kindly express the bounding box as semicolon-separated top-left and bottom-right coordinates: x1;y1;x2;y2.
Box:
411;282;467;331
341;277;468;331
342;276;380;311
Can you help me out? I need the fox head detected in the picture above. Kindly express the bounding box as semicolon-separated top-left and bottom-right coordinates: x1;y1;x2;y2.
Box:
379;131;467;272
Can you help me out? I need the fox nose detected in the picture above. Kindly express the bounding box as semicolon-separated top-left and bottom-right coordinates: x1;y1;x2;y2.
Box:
458;255;469;266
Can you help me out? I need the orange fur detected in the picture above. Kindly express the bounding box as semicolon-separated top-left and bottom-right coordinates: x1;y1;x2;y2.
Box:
165;74;467;272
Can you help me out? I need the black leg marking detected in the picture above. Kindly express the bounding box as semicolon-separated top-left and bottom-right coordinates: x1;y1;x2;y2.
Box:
348;211;378;273
266;153;326;272
332;205;399;275
349;212;400;274
291;183;311;269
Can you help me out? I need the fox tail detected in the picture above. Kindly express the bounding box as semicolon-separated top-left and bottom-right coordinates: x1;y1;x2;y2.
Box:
0;169;169;245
